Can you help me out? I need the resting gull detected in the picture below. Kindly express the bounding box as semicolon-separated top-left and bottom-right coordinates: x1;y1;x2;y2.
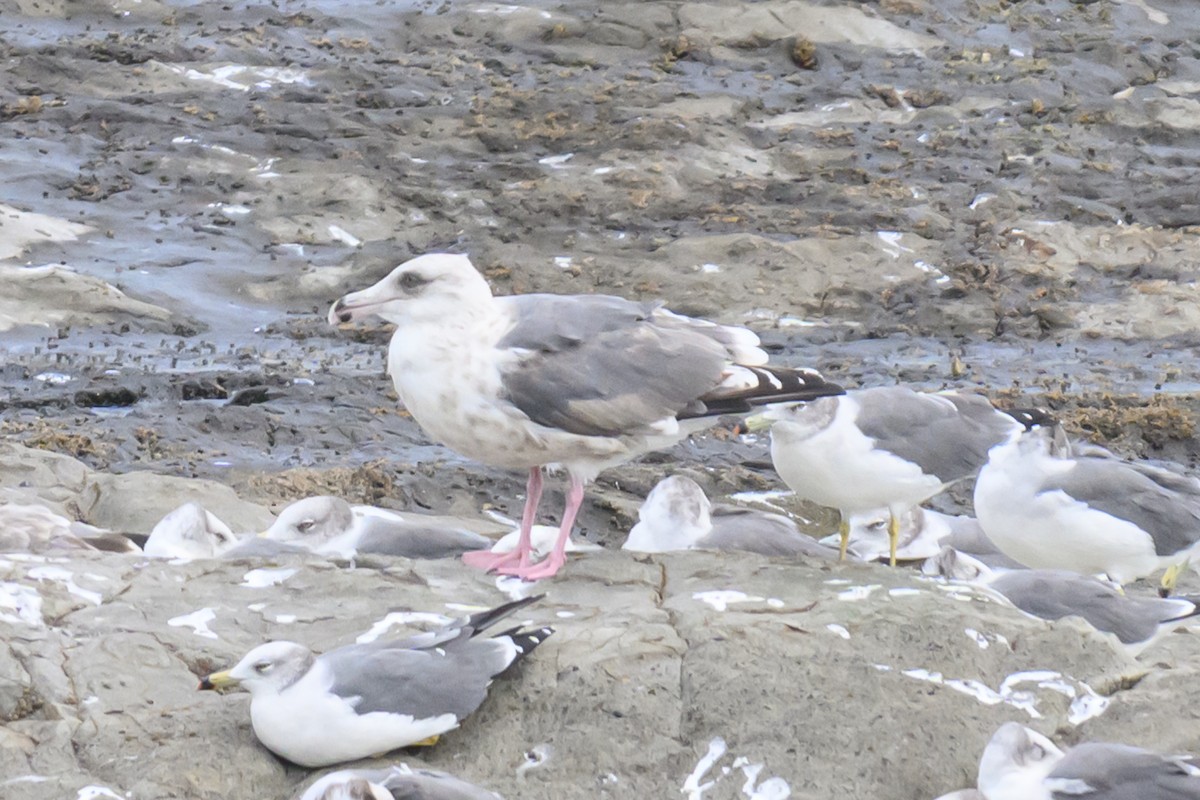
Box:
143;502;236;559
755;386;1030;566
828;506;1023;566
977;721;1200;800
489;523;601;561
975;425;1200;592
0;502;140;554
199;595;551;767
261;496;492;559
328;252;842;580
297;764;500;800
623;474;841;559
925;547;1200;655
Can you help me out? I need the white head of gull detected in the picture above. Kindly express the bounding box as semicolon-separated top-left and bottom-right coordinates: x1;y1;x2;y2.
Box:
143;502;236;559
976;721;1200;800
329;252;842;580
975;425;1200;593
0;502;135;554
759;386;1028;566
199;595;552;768
624;474;841;559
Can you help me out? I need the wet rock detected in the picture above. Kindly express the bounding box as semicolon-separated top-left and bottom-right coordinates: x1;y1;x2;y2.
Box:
0;265;175;334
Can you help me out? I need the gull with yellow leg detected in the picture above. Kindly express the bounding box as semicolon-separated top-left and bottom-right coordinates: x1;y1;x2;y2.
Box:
746;386;1031;566
975;425;1200;596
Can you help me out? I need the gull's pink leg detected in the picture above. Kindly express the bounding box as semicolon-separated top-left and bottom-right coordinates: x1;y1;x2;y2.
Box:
462;467;543;572
498;474;584;581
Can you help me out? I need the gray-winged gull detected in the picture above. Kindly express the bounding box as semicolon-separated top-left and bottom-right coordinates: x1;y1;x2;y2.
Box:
262;496;492;559
328;252;842;580
143;501;237;558
975;425;1200;592
623;474;841;559
297;764;501;800
977;721;1200;800
756;386;1028;566
0;502;139;554
925;547;1200;655
829;506;1025;568
489;523;601;560
199;595;551;767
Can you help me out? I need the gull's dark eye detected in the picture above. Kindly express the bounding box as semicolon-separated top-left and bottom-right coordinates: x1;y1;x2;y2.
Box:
398;271;428;292
254;662;272;674
296;519;315;532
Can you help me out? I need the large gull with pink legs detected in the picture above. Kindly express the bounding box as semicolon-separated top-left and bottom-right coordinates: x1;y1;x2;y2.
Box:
328;252;842;580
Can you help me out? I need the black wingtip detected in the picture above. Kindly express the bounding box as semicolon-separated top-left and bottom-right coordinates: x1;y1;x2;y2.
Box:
1002;406;1057;431
465;594;545;636
504;625;556;662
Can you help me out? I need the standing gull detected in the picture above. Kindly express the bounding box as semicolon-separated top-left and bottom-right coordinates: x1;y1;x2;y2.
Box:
975;426;1200;591
756;386;1028;566
623;474;841;559
925;547;1200;655
329;253;842;580
199;595;551;767
977;721;1200;800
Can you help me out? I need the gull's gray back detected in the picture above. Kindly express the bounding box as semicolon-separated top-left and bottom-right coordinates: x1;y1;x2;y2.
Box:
496;294;733;437
1048;743;1200;799
1041;459;1200;557
383;768;502;800
704;507;840;560
321;631;514;721
989;570;1184;645
852;389;1019;483
353;516;491;559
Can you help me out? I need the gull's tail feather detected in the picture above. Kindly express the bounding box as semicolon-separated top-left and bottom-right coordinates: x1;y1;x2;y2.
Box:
684;365;844;419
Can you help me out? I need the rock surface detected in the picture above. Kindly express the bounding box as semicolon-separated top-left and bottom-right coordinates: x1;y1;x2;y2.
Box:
0;537;1178;800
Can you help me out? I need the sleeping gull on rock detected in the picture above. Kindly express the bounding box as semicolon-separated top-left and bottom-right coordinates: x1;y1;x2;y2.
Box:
296;764;501;800
977;721;1200;800
975;425;1200;593
831;506;1025;568
755;386;1032;566
261;495;492;559
329;252;843;580
143;502;236;559
0;502;139;554
489;523;601;561
925;547;1200;656
623;474;841;559
199;595;551;768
